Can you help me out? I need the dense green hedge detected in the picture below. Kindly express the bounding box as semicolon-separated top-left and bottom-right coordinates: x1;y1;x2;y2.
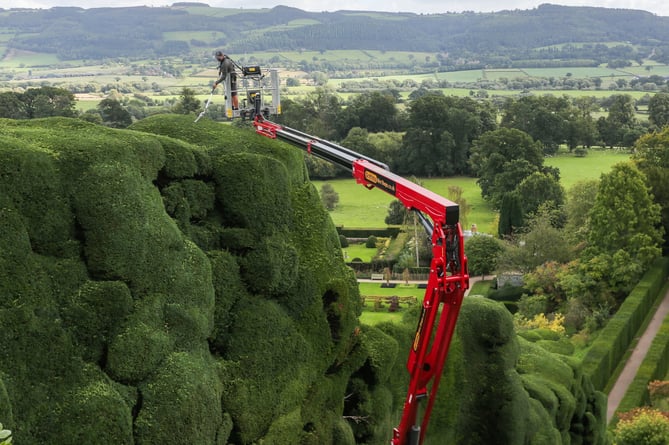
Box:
409;298;608;445
488;284;528;302
582;257;669;391
335;226;402;238
0;115;368;445
614;300;669;419
0;115;612;445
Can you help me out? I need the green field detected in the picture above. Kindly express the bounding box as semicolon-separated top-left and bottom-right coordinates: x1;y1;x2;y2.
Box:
314;176;497;233
545;149;630;189
315;150;630;234
1;49;60;68
359;311;403;325
358;282;424;325
343;242;379;262
359;282;425;298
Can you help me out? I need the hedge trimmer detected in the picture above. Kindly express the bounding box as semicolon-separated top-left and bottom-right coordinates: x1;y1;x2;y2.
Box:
194;88;215;123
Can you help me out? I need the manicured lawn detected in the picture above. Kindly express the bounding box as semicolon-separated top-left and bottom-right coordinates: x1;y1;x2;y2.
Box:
468;280;494;297
358;282;425;298
359;311;403;325
344;242;378;262
545;149;630;189
317;149;628;235
314;176;496;233
358;282;423;325
313;178;396;228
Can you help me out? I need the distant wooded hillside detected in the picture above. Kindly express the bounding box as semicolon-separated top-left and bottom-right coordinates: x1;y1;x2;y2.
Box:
2;4;669;65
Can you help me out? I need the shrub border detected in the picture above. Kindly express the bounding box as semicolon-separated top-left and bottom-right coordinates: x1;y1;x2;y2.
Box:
613;280;669;421
582;257;669;391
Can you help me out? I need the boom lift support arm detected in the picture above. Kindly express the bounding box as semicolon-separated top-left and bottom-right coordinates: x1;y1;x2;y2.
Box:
253;116;469;445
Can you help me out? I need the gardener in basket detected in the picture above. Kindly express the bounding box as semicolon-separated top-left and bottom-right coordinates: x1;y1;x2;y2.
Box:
213;50;238;110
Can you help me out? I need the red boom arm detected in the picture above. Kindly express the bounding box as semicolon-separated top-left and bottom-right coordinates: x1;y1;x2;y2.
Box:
254;116;469;445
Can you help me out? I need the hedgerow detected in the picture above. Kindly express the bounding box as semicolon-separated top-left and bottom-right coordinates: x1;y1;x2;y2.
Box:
614;307;669;419
582;257;669;390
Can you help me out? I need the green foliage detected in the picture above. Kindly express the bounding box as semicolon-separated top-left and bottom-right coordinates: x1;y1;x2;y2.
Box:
498;208;573;273
454;298;527;444
447;298;607;444
465;234;503;277
384;199;408;225
332;417;356;445
501;95;583;153
135;352;223;444
589;162;662;263
515;170;565;217
488;284;527;302
0;87;76;120
573;162;664;303
615;310;669;417
582;257;669;390
98;98;133;128
397;94;496;176
470;127;544;207
648;93;669;129
498;192;523;237
614;408;669;445
320;182;340;211
365;235;378;248
565;178;599;244
175;87;201;114
634;128;669;251
0;115;362;445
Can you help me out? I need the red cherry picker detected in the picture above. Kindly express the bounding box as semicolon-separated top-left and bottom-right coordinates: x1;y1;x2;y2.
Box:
253;115;469;445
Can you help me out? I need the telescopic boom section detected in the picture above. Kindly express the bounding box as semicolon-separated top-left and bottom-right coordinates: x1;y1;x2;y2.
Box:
254;116;469;445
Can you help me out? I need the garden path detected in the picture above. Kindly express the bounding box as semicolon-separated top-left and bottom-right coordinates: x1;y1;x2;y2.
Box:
607;286;669;421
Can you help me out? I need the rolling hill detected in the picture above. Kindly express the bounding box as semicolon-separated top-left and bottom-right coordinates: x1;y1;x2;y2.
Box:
1;3;669;67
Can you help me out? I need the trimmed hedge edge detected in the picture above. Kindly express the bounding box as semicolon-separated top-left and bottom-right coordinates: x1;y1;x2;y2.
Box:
613;283;669;423
582;257;669;392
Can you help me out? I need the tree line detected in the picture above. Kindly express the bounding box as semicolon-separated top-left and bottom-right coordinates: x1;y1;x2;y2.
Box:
3;4;669;70
3;85;669;247
276;87;669;177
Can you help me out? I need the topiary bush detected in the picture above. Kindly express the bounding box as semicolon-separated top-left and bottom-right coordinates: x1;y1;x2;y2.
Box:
0;115;611;445
378;297;608;445
0;115;363;445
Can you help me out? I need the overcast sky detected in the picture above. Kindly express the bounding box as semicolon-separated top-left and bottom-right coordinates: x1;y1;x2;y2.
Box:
8;0;669;17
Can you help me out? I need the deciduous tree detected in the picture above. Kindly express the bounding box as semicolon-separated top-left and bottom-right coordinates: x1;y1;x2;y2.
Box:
470;128;544;208
634;128;669;250
175;87;200;114
564;179;599;244
588;162;662;267
98;98;132;128
319;183;339;211
515;171;565;219
465;235;502;278
648;92;669;129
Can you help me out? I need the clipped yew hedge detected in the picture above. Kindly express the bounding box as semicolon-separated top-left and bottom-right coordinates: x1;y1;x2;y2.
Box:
582;257;669;391
614;306;669;419
0;115;611;445
0;115;368;445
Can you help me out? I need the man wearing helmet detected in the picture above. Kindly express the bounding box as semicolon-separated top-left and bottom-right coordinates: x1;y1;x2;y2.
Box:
214;50;238;110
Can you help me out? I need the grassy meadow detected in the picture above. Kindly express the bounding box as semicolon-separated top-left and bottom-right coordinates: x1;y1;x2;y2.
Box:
315;148;629;235
545;149;630;189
